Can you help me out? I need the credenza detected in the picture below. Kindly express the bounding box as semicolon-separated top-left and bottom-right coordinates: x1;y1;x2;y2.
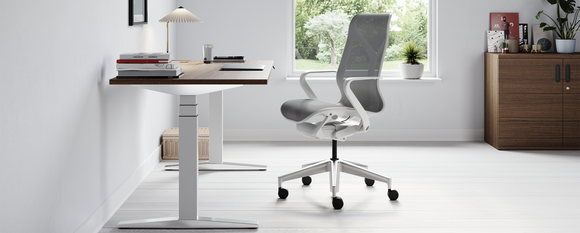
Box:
484;53;580;149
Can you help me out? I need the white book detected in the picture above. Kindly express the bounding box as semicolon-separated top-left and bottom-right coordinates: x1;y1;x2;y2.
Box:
120;52;170;60
117;61;180;70
487;31;505;52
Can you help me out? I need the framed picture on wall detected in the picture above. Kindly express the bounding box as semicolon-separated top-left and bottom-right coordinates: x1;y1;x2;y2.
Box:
129;0;148;26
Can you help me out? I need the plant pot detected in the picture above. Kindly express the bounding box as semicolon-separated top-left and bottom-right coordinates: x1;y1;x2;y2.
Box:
399;63;424;79
555;39;576;54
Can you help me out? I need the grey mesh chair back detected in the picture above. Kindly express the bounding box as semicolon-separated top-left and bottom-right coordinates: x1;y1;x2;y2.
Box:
336;13;391;113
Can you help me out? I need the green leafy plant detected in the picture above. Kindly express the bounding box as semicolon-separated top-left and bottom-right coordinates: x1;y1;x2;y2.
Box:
398;41;426;64
536;0;580;39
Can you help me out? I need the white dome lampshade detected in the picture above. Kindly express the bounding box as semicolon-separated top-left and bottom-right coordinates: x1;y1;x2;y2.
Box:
160;6;203;53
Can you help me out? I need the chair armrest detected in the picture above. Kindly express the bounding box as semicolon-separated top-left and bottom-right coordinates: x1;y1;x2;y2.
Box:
299;70;337;99
343;77;380;132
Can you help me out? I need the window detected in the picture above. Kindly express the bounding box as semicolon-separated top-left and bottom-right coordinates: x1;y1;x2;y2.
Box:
291;0;436;77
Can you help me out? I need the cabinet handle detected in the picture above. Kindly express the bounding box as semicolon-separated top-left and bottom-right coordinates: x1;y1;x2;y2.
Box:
556;64;561;83
565;64;571;83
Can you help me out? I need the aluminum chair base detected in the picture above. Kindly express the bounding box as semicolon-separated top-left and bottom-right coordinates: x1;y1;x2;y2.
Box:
277;141;399;209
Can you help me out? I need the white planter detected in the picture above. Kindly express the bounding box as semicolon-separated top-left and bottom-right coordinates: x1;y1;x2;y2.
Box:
555;39;576;54
399;63;424;79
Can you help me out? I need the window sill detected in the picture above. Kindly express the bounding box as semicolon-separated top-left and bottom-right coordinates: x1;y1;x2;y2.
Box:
285;77;442;82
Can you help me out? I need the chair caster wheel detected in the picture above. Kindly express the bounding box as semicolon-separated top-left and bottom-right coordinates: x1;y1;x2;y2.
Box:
302;176;312;185
388;189;399;200
278;187;289;199
332;196;344;210
364;178;375;186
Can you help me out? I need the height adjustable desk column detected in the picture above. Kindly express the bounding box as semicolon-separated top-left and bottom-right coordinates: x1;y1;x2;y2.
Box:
109;60;273;229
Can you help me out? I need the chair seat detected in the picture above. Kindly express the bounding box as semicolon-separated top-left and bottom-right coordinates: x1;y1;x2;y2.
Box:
281;99;354;122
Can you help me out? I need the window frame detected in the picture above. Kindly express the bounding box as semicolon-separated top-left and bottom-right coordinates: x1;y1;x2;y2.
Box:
287;0;437;78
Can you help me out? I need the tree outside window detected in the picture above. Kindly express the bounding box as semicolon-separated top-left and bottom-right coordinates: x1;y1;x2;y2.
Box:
295;0;429;71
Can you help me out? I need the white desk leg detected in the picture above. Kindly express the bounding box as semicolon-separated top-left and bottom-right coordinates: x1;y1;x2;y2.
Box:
118;95;258;229
197;91;267;171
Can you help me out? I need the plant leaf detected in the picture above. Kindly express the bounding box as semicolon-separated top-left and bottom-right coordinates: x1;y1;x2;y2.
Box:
557;17;568;24
540;22;548;27
543;26;557;31
536;10;543;20
559;0;576;14
547;0;558;5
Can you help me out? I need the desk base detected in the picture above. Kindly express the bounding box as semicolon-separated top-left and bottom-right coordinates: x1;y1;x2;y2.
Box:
118;216;258;229
165;162;267;171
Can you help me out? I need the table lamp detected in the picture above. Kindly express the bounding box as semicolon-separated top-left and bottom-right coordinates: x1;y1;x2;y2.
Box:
159;6;203;53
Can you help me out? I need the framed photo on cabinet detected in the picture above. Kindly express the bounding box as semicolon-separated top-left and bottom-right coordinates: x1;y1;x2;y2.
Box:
532;24;554;52
490;13;519;40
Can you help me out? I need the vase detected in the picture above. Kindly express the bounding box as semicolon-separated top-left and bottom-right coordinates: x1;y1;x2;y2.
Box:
555;39;576;54
399;63;424;79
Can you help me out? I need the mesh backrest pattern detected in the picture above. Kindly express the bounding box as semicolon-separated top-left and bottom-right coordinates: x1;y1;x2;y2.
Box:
336;14;391;113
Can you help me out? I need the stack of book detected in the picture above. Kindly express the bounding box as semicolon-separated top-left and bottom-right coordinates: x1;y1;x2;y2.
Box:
116;52;183;78
213;55;245;62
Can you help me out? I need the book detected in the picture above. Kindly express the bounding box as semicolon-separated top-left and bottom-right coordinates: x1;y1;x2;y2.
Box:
117;59;171;63
120;52;170;60
519;23;528;46
118;67;182;76
532;24;554;52
490;13;519;40
116;73;185;79
487;31;505;52
117;61;180;70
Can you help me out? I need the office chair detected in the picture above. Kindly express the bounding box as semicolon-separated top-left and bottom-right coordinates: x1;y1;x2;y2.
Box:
278;13;398;209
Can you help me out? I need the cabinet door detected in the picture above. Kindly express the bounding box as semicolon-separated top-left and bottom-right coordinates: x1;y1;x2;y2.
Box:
562;59;580;94
563;94;580;147
562;59;580;148
497;59;563;148
499;59;562;94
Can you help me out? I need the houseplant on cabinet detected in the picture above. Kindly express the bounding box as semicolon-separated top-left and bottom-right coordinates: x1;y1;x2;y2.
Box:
536;0;580;53
398;41;426;79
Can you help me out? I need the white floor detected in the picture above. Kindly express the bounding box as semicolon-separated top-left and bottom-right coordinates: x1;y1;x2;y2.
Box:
99;141;580;233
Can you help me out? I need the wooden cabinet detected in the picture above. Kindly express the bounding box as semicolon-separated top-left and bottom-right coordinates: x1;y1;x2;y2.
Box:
485;53;580;149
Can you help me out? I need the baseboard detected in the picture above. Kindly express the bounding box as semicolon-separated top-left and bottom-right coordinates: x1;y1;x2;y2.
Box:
224;129;484;141
74;146;161;233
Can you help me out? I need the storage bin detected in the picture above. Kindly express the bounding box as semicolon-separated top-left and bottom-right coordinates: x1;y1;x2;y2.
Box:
162;127;209;160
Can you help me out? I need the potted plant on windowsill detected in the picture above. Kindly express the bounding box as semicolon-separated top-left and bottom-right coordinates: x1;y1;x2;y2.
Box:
398;41;426;79
536;0;580;53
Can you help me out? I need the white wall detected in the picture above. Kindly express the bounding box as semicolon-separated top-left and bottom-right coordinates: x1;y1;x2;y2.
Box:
176;0;577;141
0;0;177;232
0;0;577;232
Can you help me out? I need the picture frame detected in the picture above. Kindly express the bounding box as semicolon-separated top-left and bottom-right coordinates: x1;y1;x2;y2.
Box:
490;13;519;41
129;0;148;26
532;24;554;52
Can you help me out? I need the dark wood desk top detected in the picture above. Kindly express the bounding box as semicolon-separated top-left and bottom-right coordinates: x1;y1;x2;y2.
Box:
109;60;273;85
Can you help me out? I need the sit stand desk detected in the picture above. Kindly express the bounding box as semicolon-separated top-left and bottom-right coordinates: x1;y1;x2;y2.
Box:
109;60;273;229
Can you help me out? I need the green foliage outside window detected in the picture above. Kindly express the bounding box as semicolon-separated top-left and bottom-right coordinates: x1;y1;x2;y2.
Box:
295;0;428;71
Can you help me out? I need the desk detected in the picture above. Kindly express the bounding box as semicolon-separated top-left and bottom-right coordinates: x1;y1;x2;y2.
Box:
109;60;273;229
